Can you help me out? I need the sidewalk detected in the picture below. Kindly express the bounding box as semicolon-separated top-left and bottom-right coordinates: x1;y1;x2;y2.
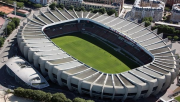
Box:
0;91;37;102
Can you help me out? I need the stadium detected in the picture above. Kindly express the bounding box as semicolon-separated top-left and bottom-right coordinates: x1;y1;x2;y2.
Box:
17;7;179;101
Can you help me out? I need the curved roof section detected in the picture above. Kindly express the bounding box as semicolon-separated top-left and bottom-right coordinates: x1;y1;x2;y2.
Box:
6;56;49;89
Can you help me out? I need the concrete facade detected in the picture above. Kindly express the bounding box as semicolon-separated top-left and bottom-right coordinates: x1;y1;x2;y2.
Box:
131;0;165;21
29;0;53;5
171;3;180;22
58;0;123;16
166;0;180;6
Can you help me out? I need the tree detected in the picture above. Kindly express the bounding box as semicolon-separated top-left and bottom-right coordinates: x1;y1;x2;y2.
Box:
33;4;42;8
145;21;151;27
163;16;167;20
14;87;25;97
89;7;94;12
175;30;180;34
32;90;47;101
93;9;99;13
173;36;179;41
45;93;52;102
69;5;74;10
115;11;118;17
99;7;106;14
86;100;94;102
165;7;170;12
17;2;24;8
49;3;56;10
73;97;86;102
167;36;172;40
142;17;153;22
59;4;64;9
18;0;28;2
51;93;69;102
74;7;80;11
6;25;12;35
0;11;5;16
24;89;33;98
81;6;85;11
8;22;15;30
0;37;5;47
107;9;116;16
12;18;20;28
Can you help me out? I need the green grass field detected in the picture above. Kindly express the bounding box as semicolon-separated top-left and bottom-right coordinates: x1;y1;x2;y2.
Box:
52;33;139;73
175;96;180;101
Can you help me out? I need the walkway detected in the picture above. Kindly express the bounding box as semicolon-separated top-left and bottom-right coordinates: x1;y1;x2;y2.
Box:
0;91;37;102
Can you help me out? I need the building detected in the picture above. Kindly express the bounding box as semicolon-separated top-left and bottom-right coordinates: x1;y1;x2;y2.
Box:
171;3;180;22
6;56;49;89
83;0;123;5
29;0;53;5
166;0;180;6
16;8;178;101
131;0;165;21
58;0;123;16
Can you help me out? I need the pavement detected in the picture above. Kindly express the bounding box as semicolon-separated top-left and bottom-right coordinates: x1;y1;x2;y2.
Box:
122;4;133;18
167;41;180;56
0;17;5;28
0;17;9;35
0;91;37;102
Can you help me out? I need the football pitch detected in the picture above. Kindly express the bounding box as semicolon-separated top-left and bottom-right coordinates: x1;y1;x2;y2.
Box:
51;33;139;73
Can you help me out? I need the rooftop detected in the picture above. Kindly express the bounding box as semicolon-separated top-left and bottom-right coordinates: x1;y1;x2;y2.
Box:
133;0;164;9
83;1;120;8
6;56;49;89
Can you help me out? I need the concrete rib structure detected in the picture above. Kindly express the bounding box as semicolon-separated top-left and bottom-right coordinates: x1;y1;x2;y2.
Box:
17;8;179;101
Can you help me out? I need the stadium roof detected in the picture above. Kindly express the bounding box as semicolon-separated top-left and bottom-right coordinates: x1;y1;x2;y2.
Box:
6;56;49;89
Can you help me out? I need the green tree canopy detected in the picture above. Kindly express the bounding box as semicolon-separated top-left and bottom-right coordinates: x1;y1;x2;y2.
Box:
81;6;85;11
99;7;106;14
59;4;64;9
69;5;74;10
73;97;86;102
0;37;5;47
6;25;12;35
89;7;94;12
17;2;24;8
14;87;25;97
167;36;172;40
51;93;70;102
93;9;99;13
12;18;20;28
107;9;116;16
8;22;15;30
173;36;179;40
142;17;153;22
49;3;56;10
165;7;170;12
33;4;42;8
144;21;151;27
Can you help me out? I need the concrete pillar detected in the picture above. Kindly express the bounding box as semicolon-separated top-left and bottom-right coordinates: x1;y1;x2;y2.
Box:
57;70;64;86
